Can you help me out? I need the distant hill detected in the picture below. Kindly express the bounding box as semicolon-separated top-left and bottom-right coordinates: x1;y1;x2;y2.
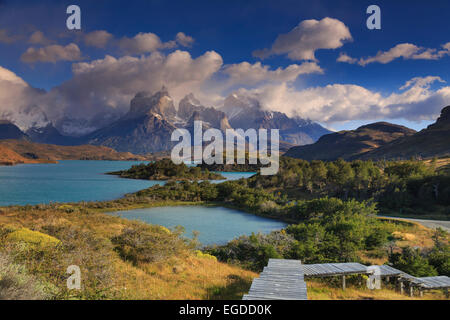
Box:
0;145;53;165
284;122;416;161
0;120;28;140
25;124;81;146
359;106;450;160
0;140;150;162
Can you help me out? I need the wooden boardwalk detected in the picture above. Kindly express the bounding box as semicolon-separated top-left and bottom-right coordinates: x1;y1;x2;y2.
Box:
244;260;450;299
243;259;308;300
302;263;369;278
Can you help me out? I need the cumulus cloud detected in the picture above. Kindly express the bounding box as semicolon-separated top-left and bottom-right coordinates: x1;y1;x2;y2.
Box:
118;32;177;54
0;66;48;129
339;42;450;66
0;29;19;44
176;32;194;47
42;50;223;134
223;61;323;85
84;30;113;48
337;53;357;64
233;76;450;124
20;43;83;64
28;31;52;45
253;17;352;61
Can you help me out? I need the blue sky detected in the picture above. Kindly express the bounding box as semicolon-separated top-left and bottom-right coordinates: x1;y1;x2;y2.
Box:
0;0;449;133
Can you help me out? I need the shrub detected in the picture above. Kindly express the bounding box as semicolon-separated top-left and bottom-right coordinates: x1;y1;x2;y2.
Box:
6;228;61;249
389;247;438;277
0;252;52;300
194;250;217;261
111;223;187;265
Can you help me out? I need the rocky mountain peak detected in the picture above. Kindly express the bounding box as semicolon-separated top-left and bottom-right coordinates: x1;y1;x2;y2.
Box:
128;87;176;120
429;105;450;129
0;119;29;140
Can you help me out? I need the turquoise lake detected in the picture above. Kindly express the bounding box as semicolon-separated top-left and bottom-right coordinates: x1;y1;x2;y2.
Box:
0;160;284;244
0;160;254;206
108;206;287;245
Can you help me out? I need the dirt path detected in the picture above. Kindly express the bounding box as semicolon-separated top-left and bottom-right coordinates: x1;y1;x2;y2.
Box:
380;216;450;232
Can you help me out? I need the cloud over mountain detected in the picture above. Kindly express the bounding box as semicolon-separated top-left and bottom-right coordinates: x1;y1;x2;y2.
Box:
232;76;450;124
20;43;83;63
118;32;177;54
83;30;114;48
175;32;194;47
223;61;323;86
253;17;352;61
338;42;450;66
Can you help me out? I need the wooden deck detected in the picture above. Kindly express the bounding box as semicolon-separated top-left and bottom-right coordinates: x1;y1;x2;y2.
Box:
417;276;450;290
302;263;369;278
243;259;308;300
243;260;450;299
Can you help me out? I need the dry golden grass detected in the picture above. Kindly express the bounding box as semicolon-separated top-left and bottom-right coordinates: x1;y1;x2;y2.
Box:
423;157;450;169
378;218;436;248
0;205;257;300
0;205;445;300
113;255;257;299
307;280;448;300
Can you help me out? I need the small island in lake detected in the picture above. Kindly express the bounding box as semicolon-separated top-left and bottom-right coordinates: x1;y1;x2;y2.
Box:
108;158;225;181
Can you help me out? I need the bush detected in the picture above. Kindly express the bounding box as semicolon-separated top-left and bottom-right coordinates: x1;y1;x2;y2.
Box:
111;223;187;265
0;252;52;300
6;228;61;249
194;250;217;261
389;247;438;277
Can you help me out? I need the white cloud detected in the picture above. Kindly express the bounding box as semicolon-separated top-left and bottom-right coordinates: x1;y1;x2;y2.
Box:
20;43;83;64
339;42;450;66
28;31;52;45
118;32;177;54
233;76;450;124
253;17;352;61
337;53;357;64
176;32;194;47
41;50;223;134
0;66;48;130
0;29;18;44
223;61;323;85
84;30;113;48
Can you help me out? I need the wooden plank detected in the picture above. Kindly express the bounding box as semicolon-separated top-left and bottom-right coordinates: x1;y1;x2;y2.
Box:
245;259;308;300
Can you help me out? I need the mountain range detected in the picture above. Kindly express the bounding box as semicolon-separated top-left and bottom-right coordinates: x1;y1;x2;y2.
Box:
285;106;450;161
358;105;450;160
0;87;331;154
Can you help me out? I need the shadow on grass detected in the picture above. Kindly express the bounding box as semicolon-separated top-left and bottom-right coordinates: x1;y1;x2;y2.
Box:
206;274;253;300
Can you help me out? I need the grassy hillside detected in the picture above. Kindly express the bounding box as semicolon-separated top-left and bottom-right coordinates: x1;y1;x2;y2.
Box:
0;145;56;166
0;139;150;162
0;204;256;299
285;122;416;161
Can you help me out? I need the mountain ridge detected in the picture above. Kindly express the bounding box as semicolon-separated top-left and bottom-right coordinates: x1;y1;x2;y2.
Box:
284;121;417;161
358;106;450;160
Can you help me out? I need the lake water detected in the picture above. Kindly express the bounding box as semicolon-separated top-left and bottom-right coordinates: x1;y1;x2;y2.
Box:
108;206;287;245
0;161;277;244
0;160;255;206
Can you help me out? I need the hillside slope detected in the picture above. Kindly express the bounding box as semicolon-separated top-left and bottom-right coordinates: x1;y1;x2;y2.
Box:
0;120;28;140
0;139;149;161
284;122;416;161
360;106;450;160
0;145;52;165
